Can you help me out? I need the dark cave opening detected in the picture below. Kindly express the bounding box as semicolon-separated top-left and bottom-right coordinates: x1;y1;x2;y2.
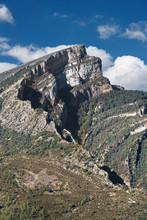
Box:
18;86;42;109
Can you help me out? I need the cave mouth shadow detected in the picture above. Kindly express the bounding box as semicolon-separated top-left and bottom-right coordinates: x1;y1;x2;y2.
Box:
19;87;42;109
100;166;125;185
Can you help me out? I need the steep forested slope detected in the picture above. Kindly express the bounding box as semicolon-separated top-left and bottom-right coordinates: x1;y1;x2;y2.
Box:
78;90;147;188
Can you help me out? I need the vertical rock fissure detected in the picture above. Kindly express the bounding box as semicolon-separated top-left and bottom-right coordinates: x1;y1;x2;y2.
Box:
135;132;147;168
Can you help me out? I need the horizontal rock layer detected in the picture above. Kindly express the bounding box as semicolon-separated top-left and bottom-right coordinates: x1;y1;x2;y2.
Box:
0;44;112;141
18;44;102;104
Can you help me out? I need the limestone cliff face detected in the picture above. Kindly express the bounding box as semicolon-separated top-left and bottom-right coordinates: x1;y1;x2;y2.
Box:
18;45;102;105
16;44;112;141
0;44;113;141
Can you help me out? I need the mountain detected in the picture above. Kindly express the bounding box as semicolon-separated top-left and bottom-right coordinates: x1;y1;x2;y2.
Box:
0;44;146;219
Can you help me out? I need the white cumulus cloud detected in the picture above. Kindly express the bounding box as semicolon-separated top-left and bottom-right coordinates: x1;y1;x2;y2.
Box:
105;56;147;91
0;4;14;24
0;37;10;50
2;44;71;63
97;24;120;39
0;62;17;73
0;42;71;73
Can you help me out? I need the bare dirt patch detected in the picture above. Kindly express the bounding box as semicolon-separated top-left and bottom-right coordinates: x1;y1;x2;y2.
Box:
23;169;62;190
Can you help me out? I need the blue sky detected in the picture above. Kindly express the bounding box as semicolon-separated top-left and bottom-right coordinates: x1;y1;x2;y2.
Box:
0;0;147;90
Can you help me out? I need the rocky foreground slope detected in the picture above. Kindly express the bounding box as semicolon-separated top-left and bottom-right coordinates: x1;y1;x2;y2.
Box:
0;44;146;219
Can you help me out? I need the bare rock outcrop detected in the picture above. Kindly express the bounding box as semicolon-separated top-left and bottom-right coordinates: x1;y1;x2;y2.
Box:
0;44;113;141
16;44;111;141
17;44;102;105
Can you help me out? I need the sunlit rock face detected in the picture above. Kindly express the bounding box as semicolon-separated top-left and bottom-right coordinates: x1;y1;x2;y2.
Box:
17;44;102;104
15;44;112;140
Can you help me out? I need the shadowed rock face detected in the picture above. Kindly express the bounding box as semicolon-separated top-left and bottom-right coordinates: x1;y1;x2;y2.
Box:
100;166;125;185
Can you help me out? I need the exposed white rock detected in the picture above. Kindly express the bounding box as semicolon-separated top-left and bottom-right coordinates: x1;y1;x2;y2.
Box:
107;112;137;120
130;122;147;135
18;44;102;102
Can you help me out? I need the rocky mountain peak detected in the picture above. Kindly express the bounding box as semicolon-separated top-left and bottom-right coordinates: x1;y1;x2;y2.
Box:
16;44;109;141
17;44;102;103
0;44;112;141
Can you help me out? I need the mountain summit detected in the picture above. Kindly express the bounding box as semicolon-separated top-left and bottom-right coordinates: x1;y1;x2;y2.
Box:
17;44;103;105
0;44;114;140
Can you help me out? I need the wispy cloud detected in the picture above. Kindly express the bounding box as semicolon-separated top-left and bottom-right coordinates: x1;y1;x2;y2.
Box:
73;20;86;26
97;24;121;39
0;37;17;73
73;14;103;27
0;4;14;24
123;21;147;42
123;29;147;42
0;37;9;42
0;37;10;50
0;62;17;73
94;14;103;20
53;12;70;19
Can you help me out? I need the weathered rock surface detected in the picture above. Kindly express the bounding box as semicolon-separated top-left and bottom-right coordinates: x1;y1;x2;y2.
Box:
0;44;113;141
17;44;102;104
15;44;112;140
